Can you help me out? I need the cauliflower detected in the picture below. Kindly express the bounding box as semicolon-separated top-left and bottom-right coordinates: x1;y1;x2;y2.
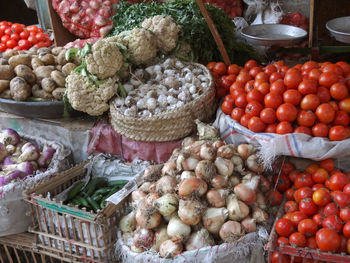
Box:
118;28;157;65
66;72;118;116
85;38;124;79
141;15;181;52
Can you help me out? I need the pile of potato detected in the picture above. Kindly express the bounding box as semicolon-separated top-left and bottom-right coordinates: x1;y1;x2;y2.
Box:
0;46;79;101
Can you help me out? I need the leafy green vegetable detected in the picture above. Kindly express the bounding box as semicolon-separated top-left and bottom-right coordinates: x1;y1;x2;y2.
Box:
110;0;259;65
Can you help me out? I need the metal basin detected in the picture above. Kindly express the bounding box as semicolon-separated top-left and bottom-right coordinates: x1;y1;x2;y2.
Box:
326;16;350;44
241;24;308;47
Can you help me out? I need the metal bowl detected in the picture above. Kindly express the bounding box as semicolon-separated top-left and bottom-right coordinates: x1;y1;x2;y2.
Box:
326;16;350;44
0;99;64;119
241;24;308;47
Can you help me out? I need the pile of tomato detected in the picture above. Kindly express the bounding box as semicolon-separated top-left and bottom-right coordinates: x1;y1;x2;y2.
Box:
270;159;350;262
207;60;350;141
0;21;53;52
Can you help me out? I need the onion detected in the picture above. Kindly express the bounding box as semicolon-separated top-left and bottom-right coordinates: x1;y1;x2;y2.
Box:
178;199;204;225
178;177;207;199
139;182;151;193
181;137;196;148
122;232;134;247
133;227;154;248
167;214;191;240
145;193;160;206
195;160;216;182
180;171;195;181
217;145;236;159
156;176;177;195
237;144;255;160
143;164;163;182
161;160;177;177
119;211;136;233
206;189;228;208
135;206;162;229
185;228;215;251
159;239;183;258
153;194;178;216
195;119;219;140
152;226;169;252
228;175;240;187
183;140;206;159
231;155;244;173
259;175;271;193
226;194;250;221
241;218;256;233
252;206;269;223
219;221;244;242
202;207;228;234
234;184;256;204
246;154;263;173
5;145;15;155
214;157;234;177
199;143;216;160
256;191;267;210
242;173;260;192
130;245;144;253
182;156;200;171
212;140;224;150
131;189;146;203
211;175;228;189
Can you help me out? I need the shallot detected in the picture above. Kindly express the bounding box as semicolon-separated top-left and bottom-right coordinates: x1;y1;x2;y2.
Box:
217;145;236;159
178;177;207;198
252;206;269;223
185;228;215;251
156;176;177;195
219;221;243;242
241;218;256;233
212;140;224;149
178;199;203;225
231;155;244;173
180;171;195;181
143;164;163;182
214;157;233;177
211;175;228;189
228;175;240;187
202;207;228;234
183;140;205;158
133;227;154;248
153;194;178;216
144;193;160;206
135;206;162;230
119;211;136;233
246;154;263;173
167;214;191;240
159;239;183;258
206;189;228;208
226;194;250;221
139;182;151;193
195;160;216;182
259;175;271;193
181;155;200;171
0;129;20;146
237;144;255;160
131;189;146;203
234;184;256;204
152;226;169;252
242;173;260;192
256;192;267;210
161;160;177;177
199;143;216;161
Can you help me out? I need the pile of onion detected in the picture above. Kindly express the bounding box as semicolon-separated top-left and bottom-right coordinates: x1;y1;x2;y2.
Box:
119;135;271;258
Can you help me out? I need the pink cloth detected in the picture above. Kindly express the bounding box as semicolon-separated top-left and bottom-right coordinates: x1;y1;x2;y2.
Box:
88;120;182;163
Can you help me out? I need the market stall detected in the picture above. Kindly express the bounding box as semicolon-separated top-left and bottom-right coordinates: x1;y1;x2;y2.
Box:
0;0;349;262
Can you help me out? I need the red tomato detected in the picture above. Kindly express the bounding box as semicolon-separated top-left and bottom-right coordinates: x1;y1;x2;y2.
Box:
343;183;350;194
267;190;283;206
276;218;295;237
245;101;263;117
300;94;320;111
333;111;350;126
283;89;302;105
322;215;344;233
276;103;297;122
312;184;326;191
281;162;295;175
332;191;350;208
270;79;286;94
306;163;319;174
10;33;20;42
316;228;340;252
297;110;316;127
213;62;227;75
313;213;324;226
316;103;336;124
11;23;23;34
275;173;291;192
343;222;350;238
265;123;277;133
244;60;258;70
307;236;317;249
323;63;343;75
294;186;314;202
26;25;39;33
340;207;350;222
237;71;252;84
302;61;319;71
231;108;244;121
19;29;29;39
35;32;48;42
319;72;339;87
227;64;240;75
284;200;298;213
329;172;349;191
17;39;30;50
244;80;255;93
216;87;227;99
323;202;340;216
308;68;322;81
240;114;251;128
247;89;263;103
235;94;248;108
256;82;270;95
221;100;234;115
27;35;38;45
289;232;306;247
329;125;348;141
248;116;265;132
312;168;329;184
330;83;348;100
230;82;244;97
313;188;331;206
224;94;235;104
285;187;296;200
4;28;12;36
271;251;290;263
299;198;318;216
338;234;348;253
295;173;314;189
1;35;10;44
298;219;318;237
276;237;289;247
289;170;300;182
260;108;276;124
0;43;5;52
269;72;283;83
290;211;308;225
6;39;16;49
255;72;269;82
264;93;282;109
206;62;216;71
312;123;329;137
264;64;277;75
298;79;318;95
348;239;350;254
221;77;234;91
276;121;293;134
284;69;303;89
336;61;350;75
339;98;350;113
317;86;331;103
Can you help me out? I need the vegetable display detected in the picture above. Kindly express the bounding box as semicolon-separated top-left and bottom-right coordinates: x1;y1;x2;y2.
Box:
65;177;128;212
0;22;52;52
118;131;276;258
209;60;350;141
272;159;350;258
0;128;55;186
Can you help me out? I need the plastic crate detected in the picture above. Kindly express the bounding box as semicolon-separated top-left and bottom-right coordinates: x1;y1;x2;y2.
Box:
23;162;129;263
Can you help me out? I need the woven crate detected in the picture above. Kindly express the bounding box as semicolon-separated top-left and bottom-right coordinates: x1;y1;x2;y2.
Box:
0;232;62;263
110;63;216;142
23;162;130;263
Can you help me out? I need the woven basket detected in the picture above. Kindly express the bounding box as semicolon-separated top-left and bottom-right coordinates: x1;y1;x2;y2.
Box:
110;63;216;142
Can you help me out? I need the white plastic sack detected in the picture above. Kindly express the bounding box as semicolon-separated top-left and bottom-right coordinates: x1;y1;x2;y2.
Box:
244;0;283;25
214;108;350;169
0;133;71;236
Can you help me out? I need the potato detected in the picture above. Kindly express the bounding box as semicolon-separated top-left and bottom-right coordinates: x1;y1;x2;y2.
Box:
51;47;64;56
52;87;66;100
0;58;8;65
51;70;66;87
62;63;76;76
57;50;68;65
29;46;38;54
0;80;10;93
41;78;56;92
38;53;56;65
10;77;31;101
37;47;51;54
8;54;32;67
31;57;44;69
34;66;55;81
2;49;19;59
0;65;15;80
32;88;54;100
0;89;11;99
14;65;36;84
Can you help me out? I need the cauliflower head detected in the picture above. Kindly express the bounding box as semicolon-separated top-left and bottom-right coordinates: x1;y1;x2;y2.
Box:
66;72;118;116
85;39;124;79
119;28;157;65
141;15;181;52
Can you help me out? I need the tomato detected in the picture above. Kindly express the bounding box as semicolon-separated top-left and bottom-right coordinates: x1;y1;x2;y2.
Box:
319;72;339;87
312;168;329;184
276;218;295;237
227;64;240;75
265;123;277;133
267;190;283;206
289;232;306;247
316;228;341;252
236;71;252;84
343;222;350;238
283;212;293;221
27;35;38;45
330;83;348;101
332;191;350;209
283;89;302;105
244;80;255;93
316;103;336;124
269;72;283;83
313;213;324;226
221;100;234;115
10;23;23;34
17;39;30;50
312;123;329;137
244;60;258;70
264;93;282;109
230;87;245;100
339;98;350;113
252;79;264;90
333;111;350;126
277;237;289;247
322;215;343;233
336;61;350;75
0;43;6;52
213;62;227;75
329;172;349;191
256;82;270;95
4;28;12;36
329;125;348;141
245;101;263;117
1;35;10;44
338;234;348;253
274;60;287;69
276;103;298;122
312;184;326;191
216;87;227;98
298;219;318;237
305;164;318;175
300;94;320;111
294;126;312;136
35;32;48;42
248;116;265;132
274;173;291;192
270;79;286;94
308;68;322;81
298;79;318;95
6;39;16;49
343;183;350;194
323;63;343;75
284;69;303;89
224;94;235;104
313;188;331;206
285;187;296;200
264;64;277;75
280;162;294;175
276;121;293;134
284;200;298;213
329;101;339;112
240;114;251;128
221;78;234;91
271;251;290;263
316;86;331;104
296;110;316;127
10;33;20;42
316;160;332;174
299;198;318;216
291;211;308;225
340;208;350;222
288;170;299;182
295;173;314;189
231;107;244;121
206;62;216;71
26;25;39;33
323;202;340;216
307;236;317;249
247;89;263;103
260;108;276;124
